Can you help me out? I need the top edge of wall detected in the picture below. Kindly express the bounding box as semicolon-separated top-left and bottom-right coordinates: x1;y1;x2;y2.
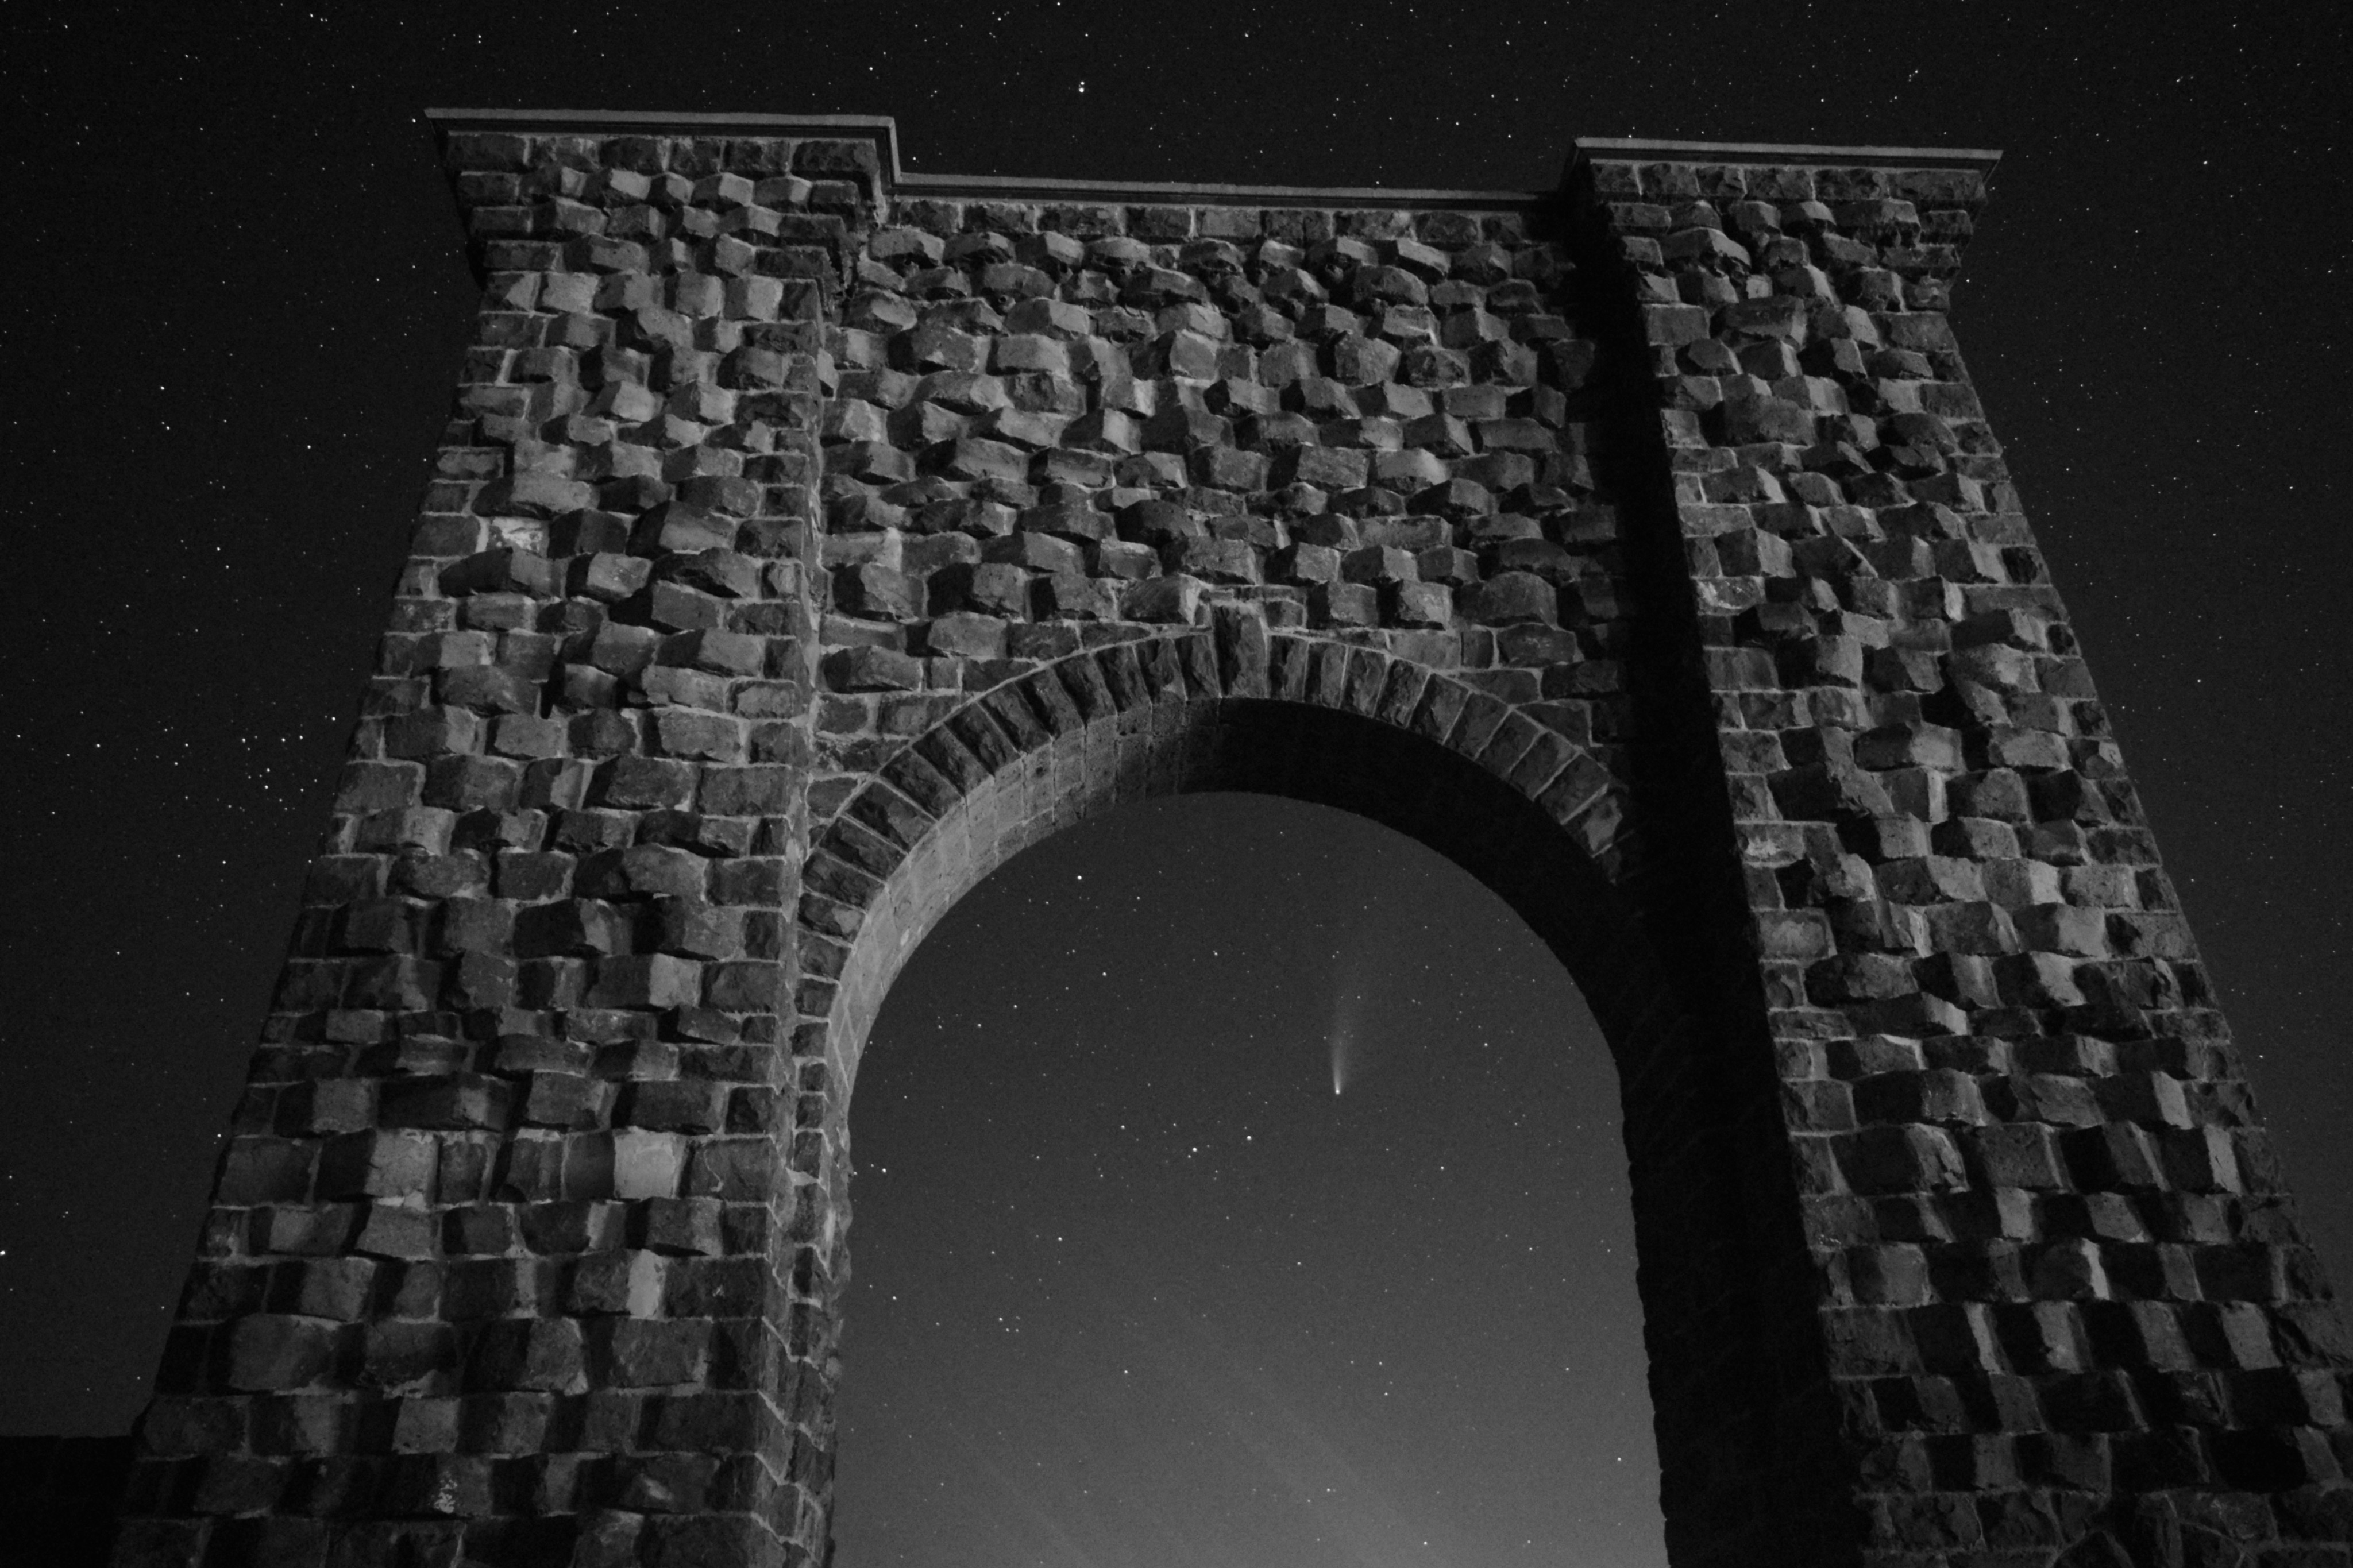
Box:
894;172;1554;212
427;109;901;137
1574;137;2001;172
423;110;2002;202
425;107;907;176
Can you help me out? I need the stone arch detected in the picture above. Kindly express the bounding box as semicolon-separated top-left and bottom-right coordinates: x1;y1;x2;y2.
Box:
800;627;1643;1080
790;625;1831;1562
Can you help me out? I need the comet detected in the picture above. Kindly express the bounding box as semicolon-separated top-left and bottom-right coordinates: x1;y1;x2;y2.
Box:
1326;980;1363;1097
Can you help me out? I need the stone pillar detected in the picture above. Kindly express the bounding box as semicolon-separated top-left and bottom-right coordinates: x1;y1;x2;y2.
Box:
113;116;874;1568
1570;139;2352;1563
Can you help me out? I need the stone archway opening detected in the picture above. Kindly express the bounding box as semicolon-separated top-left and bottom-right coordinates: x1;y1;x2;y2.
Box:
794;659;1810;1564
831;789;1665;1565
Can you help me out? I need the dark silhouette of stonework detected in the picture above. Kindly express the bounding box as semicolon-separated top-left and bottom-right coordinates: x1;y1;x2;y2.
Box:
106;111;2352;1567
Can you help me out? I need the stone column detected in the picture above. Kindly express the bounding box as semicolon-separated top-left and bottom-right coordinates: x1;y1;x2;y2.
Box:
1571;139;2352;1563
114;116;873;1568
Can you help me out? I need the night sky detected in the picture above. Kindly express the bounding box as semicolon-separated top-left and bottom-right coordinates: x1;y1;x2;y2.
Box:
7;5;2345;1564
842;797;1650;1563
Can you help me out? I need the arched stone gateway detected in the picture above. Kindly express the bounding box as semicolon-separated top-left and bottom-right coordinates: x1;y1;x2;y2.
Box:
802;642;1844;1564
113;112;2350;1567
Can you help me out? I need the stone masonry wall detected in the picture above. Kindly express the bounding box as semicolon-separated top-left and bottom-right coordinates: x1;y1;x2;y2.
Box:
1573;147;2353;1563
797;188;1638;1036
782;183;1842;1563
112;129;850;1567
107;115;2351;1568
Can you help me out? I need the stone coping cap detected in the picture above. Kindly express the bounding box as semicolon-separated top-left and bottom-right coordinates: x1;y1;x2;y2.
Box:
895;171;1551;211
427;106;900;149
1574;136;2001;172
424;107;1546;210
423;110;2000;207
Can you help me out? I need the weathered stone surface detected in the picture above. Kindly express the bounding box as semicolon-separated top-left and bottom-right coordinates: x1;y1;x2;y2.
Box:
114;118;2347;1568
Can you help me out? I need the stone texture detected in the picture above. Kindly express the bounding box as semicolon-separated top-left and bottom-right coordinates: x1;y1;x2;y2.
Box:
109;118;2351;1568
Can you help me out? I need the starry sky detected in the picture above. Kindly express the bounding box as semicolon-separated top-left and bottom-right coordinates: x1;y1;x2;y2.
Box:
6;3;2345;1563
841;796;1652;1564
